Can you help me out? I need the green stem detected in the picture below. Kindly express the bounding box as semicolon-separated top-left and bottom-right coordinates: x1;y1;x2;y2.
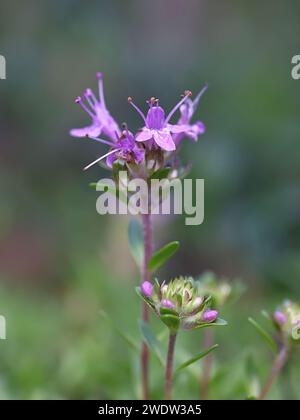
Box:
258;345;288;400
165;333;177;400
200;329;214;400
141;213;153;400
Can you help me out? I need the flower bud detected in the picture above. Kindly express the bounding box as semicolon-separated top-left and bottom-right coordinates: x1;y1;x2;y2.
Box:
273;310;287;326
141;281;153;298
203;309;218;323
161;285;168;294
193;296;203;308
161;299;175;310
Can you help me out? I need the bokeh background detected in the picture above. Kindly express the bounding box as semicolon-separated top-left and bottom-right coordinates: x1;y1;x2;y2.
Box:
0;0;299;399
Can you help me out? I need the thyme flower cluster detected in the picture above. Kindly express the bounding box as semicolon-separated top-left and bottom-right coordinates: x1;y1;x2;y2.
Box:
70;73;206;174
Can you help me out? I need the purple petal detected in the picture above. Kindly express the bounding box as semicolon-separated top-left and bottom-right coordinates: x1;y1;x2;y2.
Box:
70;123;102;138
133;145;145;164
168;123;190;133
193;121;206;135
153;130;176;151
146;106;165;130
135;128;153;142
106;151;117;168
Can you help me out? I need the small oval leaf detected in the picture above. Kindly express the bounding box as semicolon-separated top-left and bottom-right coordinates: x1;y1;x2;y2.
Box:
99;310;139;352
192;318;228;330
148;241;180;272
175;344;219;376
248;317;277;354
128;219;144;268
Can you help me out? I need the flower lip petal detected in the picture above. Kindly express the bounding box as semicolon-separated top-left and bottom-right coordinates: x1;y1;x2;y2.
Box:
70;123;103;138
153;130;176;151
168;123;190;133
135;128;153;142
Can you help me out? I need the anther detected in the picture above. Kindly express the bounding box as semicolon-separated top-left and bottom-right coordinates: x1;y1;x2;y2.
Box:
85;88;93;96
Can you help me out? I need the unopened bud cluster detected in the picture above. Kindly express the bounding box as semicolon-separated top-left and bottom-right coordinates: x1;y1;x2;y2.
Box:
138;277;223;332
272;300;300;343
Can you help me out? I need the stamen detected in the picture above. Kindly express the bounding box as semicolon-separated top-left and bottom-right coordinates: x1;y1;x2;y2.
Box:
165;90;192;124
84;90;96;110
96;73;106;107
128;97;147;124
121;122;130;137
85;88;98;104
83;148;121;171
114;131;120;142
85;135;115;147
75;96;95;119
193;84;208;109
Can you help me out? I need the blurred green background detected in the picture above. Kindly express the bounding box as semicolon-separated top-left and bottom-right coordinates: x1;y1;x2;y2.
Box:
0;0;299;399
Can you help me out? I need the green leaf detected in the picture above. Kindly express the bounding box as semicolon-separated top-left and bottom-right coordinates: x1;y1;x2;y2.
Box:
99;310;139;352
150;167;172;181
160;314;180;334
193;318;228;330
248;317;277;353
174;344;219;376
159;307;179;317
128;219;144;267
148;241;180;272
139;320;164;367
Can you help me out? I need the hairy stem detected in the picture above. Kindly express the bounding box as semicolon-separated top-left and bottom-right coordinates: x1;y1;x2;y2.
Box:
258;346;288;400
200;329;214;400
165;333;177;400
141;213;153;400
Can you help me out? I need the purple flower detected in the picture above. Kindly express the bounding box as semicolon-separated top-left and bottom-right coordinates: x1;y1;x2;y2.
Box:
161;299;175;310
128;92;193;152
106;127;145;168
83;126;145;171
141;281;153;298
70;72;120;141
273;310;287;326
173;85;207;146
202;309;218;323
